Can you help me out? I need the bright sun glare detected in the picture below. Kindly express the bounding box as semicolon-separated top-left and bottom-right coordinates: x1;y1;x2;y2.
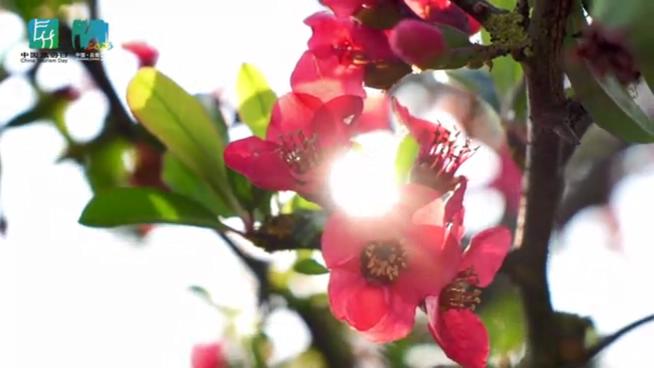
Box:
329;131;400;217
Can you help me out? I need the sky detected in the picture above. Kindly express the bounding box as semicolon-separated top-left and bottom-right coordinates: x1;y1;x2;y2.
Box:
1;1;654;367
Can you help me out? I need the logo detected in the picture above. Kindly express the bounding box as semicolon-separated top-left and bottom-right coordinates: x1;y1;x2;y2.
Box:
72;19;112;51
28;18;59;49
22;18;112;63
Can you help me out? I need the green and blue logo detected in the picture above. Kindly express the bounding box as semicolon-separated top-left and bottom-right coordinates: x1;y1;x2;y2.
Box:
72;19;112;51
28;18;59;49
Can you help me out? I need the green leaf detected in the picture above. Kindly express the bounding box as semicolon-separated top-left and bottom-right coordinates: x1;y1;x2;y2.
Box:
293;258;329;275
291;195;322;212
161;153;230;216
126;67;239;214
189;285;213;303
195;93;229;145
489;0;517;10
564;6;654;142
592;0;654;98
478;286;526;355
237;63;277;137
395;135;419;183
489;55;523;104
79;187;222;229
85;138;131;191
227;168;272;217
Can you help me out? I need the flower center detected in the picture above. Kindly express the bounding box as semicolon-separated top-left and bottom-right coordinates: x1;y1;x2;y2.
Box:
411;126;475;192
360;240;408;284
333;41;368;66
439;268;482;311
278;131;322;175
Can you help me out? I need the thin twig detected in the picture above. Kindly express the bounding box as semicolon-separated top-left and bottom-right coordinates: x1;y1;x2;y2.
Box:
583;314;654;363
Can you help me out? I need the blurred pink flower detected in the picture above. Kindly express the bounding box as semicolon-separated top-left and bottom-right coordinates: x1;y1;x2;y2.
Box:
392;98;474;192
224;92;363;202
403;0;481;34
389;19;447;69
192;342;226;368
291;51;366;102
306;12;395;67
426;226;512;368
322;184;461;342
122;41;159;68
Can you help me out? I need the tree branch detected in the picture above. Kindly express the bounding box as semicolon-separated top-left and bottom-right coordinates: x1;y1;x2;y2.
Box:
583;314;654;363
508;0;578;366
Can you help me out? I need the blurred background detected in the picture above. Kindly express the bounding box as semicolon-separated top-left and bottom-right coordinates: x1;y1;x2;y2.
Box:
1;0;653;367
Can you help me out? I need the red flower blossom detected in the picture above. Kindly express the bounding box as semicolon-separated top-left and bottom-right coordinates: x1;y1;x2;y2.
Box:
192;342;227;368
291;51;366;102
389;19;447;69
392;98;475;192
122;41;159;67
403;0;481;35
224;92;363;202
355;93;392;133
306;12;395;67
426;226;511;368
322;184;461;342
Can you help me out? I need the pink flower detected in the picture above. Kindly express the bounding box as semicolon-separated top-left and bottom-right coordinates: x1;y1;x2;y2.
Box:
322;184;461;342
192;342;226;368
355;93;392;133
122;41;159;67
306;12;395;67
389;20;447;69
291;51;366;102
403;0;481;35
224;92;363;202
426;226;512;368
392;98;475;192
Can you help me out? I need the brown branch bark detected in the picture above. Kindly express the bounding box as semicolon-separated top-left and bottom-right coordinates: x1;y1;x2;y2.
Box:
508;0;576;366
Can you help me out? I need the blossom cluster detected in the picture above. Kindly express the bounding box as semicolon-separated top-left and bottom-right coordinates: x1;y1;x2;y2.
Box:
224;1;511;367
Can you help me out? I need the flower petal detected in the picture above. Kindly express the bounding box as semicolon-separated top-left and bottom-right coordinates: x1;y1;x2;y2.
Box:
362;291;416;343
311;94;363;147
305;12;354;59
460;226;512;287
224;137;296;191
291;51;365;102
266;92;322;143
322;212;403;268
328;269;366;321
122;41;159;67
400;183;442;216
444;177;467;224
391;97;450;148
192;342;226;368
403;0;480;35
345;283;389;330
395;224;459;301
356;93;391;133
426;297;489;368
